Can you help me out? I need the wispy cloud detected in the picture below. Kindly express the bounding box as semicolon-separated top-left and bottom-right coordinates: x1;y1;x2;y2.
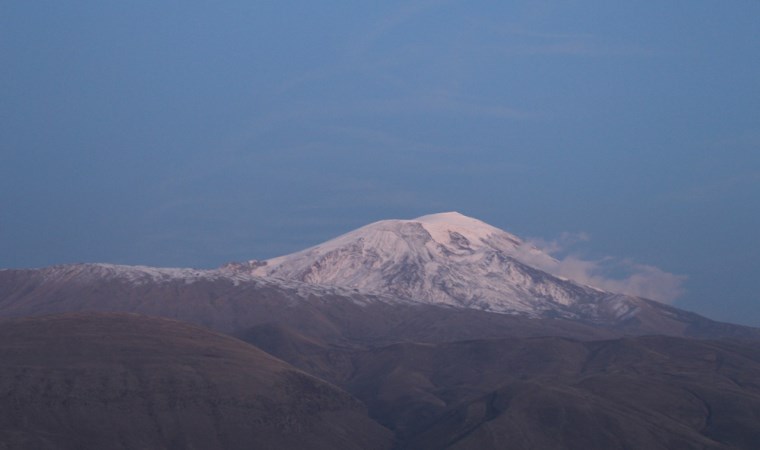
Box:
472;20;655;58
662;171;760;203
228;91;535;152
527;233;687;303
499;41;654;57
361;93;536;119
528;231;590;254
553;257;686;303
347;0;460;60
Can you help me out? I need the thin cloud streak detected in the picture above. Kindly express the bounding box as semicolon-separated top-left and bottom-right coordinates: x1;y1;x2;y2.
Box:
347;0;461;60
499;41;654;57
662;171;760;203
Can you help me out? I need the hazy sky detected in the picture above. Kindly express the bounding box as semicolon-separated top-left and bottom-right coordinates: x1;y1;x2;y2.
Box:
2;1;759;325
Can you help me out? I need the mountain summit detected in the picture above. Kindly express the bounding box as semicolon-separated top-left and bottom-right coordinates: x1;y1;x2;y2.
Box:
225;212;636;321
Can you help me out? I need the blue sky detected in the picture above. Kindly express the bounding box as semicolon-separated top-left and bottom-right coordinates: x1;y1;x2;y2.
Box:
2;1;759;325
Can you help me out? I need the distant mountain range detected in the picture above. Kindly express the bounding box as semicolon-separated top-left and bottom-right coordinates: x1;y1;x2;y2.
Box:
1;212;759;449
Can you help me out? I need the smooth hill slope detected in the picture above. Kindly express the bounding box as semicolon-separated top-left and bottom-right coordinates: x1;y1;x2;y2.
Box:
0;313;392;450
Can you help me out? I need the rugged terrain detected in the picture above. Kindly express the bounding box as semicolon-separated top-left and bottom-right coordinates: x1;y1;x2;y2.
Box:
1;212;760;449
231;212;630;319
344;335;760;449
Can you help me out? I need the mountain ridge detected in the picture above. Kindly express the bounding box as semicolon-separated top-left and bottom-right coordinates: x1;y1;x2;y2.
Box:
3;212;757;339
226;212;648;323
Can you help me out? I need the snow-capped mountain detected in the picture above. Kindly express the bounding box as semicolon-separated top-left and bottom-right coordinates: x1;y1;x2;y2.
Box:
223;212;638;321
2;212;760;339
2;221;759;450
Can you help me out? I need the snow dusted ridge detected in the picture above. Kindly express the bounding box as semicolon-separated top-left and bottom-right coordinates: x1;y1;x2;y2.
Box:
26;212;643;322
33;263;412;307
226;212;641;320
38;263;227;284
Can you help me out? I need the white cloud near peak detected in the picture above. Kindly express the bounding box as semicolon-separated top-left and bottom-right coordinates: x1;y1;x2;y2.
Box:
526;234;687;304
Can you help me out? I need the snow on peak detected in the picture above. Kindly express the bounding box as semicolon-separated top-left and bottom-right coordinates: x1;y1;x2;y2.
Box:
412;211;520;250
414;211;477;223
233;212;616;318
